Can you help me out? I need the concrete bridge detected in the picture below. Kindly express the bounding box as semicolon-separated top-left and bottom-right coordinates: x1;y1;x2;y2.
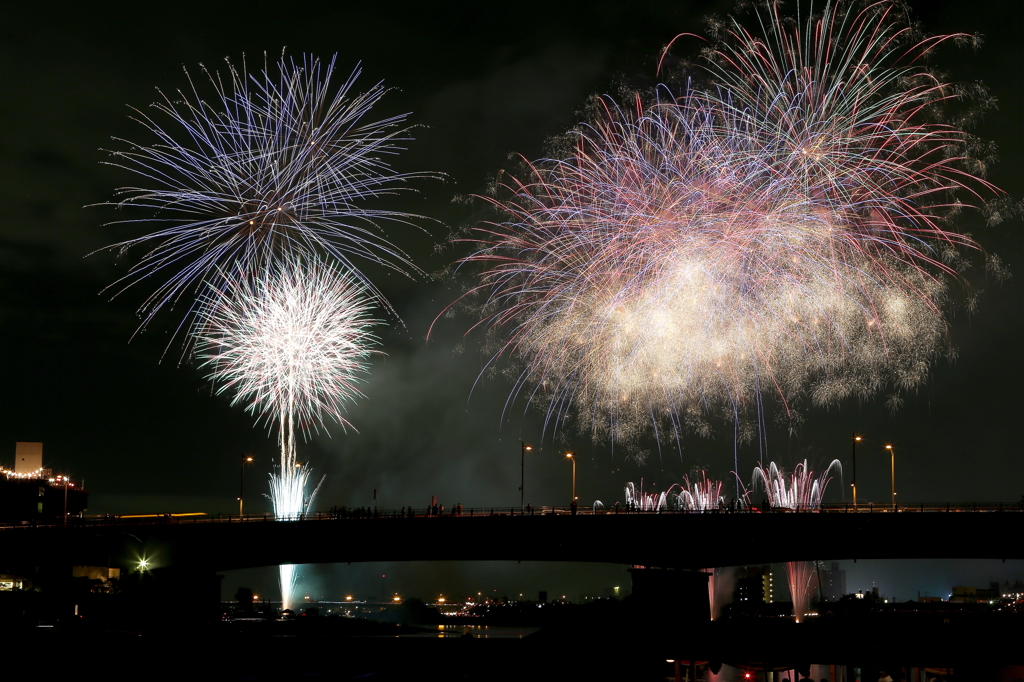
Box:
2;505;1020;575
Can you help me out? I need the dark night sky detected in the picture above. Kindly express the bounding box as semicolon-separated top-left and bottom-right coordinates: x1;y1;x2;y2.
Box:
0;0;1021;602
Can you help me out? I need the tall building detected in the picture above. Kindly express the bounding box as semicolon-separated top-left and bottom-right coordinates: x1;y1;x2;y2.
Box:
819;562;847;601
0;442;88;521
14;442;43;475
735;565;774;604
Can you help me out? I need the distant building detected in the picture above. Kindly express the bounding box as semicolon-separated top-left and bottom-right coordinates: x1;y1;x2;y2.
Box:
1001;581;1024;600
951;582;1001;603
0;573;28;591
0;442;88;521
850;586;880;601
819;562;847;602
735;565;774;604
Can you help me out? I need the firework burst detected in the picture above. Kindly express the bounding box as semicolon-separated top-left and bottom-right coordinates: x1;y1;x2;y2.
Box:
98;52;436;337
456;0;998;451
196;256;380;609
196;257;381;449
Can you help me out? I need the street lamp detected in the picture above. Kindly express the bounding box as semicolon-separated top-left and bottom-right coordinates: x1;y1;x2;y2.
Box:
57;475;70;525
520;442;532;512
238;456;254;515
885;445;896;509
852;433;861;508
565;452;576;505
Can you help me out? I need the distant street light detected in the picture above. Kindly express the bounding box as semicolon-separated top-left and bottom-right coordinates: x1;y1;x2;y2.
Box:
852;433;862;508
58;475;70;526
885;445;896;509
520;442;532;511
238;455;254;515
565;452;576;505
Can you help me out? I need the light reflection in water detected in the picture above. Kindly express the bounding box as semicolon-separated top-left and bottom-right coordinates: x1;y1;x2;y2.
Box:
398;624;541;639
691;663;839;682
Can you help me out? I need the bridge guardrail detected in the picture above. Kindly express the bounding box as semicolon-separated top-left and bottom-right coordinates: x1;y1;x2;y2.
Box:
0;501;1020;530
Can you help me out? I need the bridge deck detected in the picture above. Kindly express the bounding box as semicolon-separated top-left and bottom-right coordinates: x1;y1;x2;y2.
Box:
0;505;1020;572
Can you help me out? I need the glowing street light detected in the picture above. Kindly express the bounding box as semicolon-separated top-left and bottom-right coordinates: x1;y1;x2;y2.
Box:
520;442;532;512
851;433;862;508
57;474;70;526
238;455;254;515
565;452;576;505
885;445;896;509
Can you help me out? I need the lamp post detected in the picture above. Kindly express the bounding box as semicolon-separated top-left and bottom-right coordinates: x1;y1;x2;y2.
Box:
565;452;576;505
852;433;861;508
885;445;895;509
60;475;69;526
520;442;532;512
238;456;254;515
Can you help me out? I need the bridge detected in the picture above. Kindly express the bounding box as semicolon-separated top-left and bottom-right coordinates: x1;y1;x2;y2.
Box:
2;505;1021;574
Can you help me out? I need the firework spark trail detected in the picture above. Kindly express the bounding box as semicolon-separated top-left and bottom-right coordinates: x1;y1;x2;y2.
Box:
624;472;728;511
455;0;998;452
624;481;666;511
271;463;323;610
786;560;814;623
751;459;842;510
704;566;735;620
676;472;726;511
97;53;437;339
196;256;380;609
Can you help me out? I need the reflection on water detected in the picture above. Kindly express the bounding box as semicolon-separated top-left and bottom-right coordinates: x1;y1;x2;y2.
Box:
680;663;963;682
398;624;541;639
700;664;836;682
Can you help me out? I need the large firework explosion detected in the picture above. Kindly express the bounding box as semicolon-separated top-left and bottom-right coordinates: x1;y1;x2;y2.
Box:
455;1;1001;455
196;256;380;609
98;52;435;339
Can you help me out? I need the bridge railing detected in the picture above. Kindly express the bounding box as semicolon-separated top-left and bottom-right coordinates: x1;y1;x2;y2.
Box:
0;501;1020;530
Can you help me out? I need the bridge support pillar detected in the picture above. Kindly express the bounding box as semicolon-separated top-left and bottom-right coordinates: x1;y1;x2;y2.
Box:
628;567;710;622
119;566;224;631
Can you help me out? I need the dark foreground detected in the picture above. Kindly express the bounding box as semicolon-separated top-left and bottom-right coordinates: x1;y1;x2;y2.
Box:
5;617;1021;682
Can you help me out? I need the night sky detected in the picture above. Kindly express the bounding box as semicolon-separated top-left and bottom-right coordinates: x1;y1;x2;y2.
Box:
1;0;1021;603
